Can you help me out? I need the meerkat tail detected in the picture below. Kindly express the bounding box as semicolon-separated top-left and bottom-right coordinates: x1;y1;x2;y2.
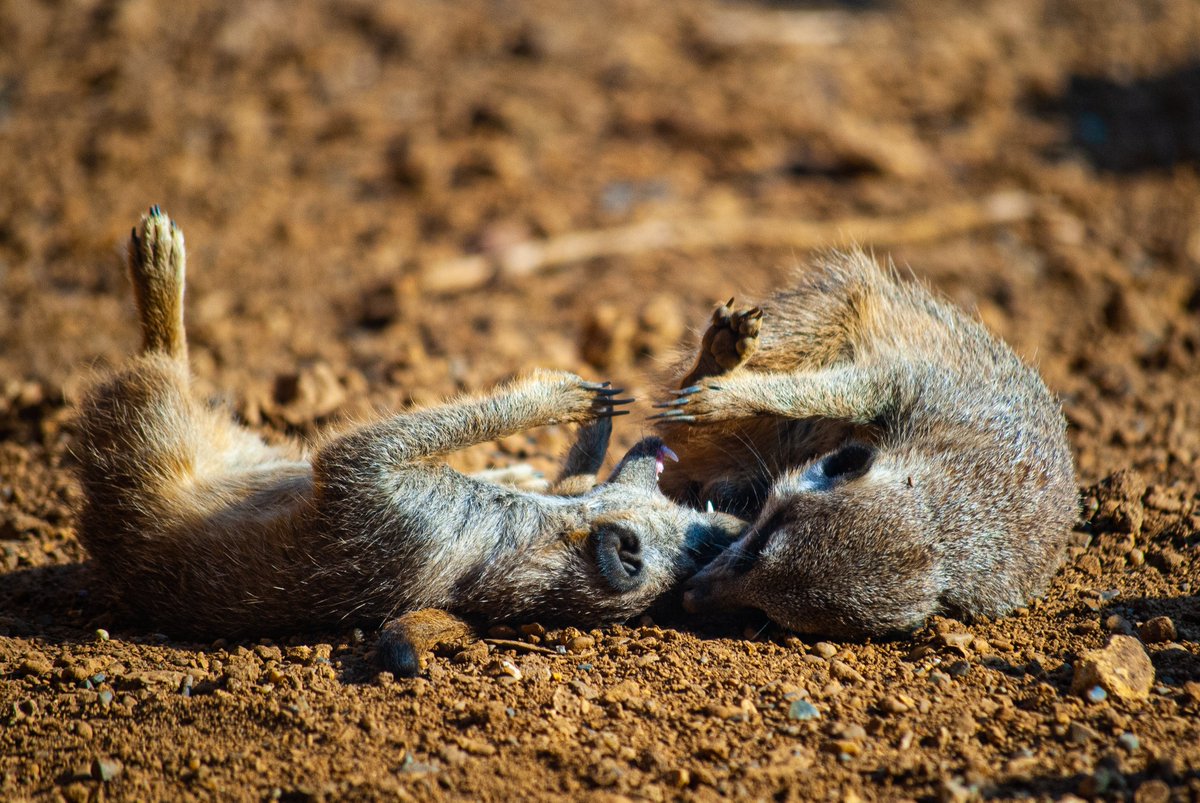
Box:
377;608;475;677
128;205;188;363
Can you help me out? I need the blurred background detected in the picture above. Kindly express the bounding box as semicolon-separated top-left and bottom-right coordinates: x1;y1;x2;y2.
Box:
1;3;1199;800
1;0;1199;478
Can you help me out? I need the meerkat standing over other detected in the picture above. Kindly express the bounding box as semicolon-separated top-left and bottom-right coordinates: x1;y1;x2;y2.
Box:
74;207;743;674
652;251;1077;636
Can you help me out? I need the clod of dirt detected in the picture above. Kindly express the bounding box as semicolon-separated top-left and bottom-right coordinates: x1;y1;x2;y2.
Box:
1137;616;1177;643
1087;469;1148;537
1071;634;1155;701
580;303;638;370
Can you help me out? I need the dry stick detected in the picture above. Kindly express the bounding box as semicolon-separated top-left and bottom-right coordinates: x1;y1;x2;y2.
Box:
482;638;561;656
418;191;1035;295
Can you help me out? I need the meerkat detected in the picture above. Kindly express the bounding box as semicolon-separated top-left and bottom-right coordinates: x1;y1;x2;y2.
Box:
651;250;1077;637
74;207;743;675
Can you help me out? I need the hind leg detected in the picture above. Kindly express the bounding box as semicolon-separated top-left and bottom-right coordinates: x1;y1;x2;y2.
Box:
679;300;763;388
128;205;188;362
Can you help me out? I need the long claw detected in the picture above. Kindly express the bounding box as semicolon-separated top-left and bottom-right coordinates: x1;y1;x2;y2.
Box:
725;297;735;307
597;409;631;418
591;387;625;397
604;397;635;406
648;411;696;423
580;381;613;390
652;398;691;409
671;385;703;397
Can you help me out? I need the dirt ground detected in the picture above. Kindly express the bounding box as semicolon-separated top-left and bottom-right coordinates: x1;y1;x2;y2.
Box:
2;0;1199;800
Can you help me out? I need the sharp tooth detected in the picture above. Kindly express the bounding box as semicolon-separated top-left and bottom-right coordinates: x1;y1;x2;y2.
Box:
705;500;715;513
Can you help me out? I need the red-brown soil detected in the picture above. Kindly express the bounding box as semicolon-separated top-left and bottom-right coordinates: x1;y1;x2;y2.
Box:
2;1;1198;800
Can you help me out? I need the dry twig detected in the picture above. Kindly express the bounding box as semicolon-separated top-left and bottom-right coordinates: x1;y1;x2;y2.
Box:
418;191;1034;294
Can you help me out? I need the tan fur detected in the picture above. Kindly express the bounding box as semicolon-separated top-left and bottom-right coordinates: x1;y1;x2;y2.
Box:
74;208;743;676
654;251;1078;636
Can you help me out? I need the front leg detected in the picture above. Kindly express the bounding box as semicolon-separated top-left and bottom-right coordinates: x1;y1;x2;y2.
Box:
652;365;895;426
315;370;632;473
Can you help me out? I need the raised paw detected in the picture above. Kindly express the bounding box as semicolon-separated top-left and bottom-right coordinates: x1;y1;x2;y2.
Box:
707;299;763;371
129;205;186;289
526;370;635;424
681;299;763;387
128;205;188;361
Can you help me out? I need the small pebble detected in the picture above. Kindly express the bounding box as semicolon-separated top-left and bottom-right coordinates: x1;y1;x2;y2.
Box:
1136;616;1176;644
824;738;861;757
665;768;690;788
1086;685;1107;703
1067;721;1099;744
788;700;820;721
97;690;114;706
814;642;838;659
91;757;122;782
1134;779;1171;803
1118;732;1140;752
946;660;971;678
1104;614;1132;634
94;629;110;642
577;663;593;672
567;635;595;653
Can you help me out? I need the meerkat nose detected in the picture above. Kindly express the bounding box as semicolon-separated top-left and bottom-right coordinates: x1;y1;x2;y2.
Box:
655;445;679;477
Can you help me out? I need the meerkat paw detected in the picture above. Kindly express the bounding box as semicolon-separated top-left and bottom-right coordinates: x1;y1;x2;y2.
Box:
129;205;185;290
377;609;474;677
128;205;188;360
525;370;635;423
705;299;763;371
680;299;763;387
650;372;763;425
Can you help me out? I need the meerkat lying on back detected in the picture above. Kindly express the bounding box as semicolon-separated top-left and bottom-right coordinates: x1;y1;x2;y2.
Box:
74;208;742;674
652;251;1077;636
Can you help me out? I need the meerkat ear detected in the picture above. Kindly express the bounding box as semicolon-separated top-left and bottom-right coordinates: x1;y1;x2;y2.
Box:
813;443;876;483
606;437;675;489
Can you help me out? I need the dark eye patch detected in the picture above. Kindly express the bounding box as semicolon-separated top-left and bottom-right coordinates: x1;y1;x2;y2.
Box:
725;508;789;575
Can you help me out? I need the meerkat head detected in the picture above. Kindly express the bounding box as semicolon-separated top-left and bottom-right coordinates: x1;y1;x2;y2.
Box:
560;436;747;624
681;442;942;637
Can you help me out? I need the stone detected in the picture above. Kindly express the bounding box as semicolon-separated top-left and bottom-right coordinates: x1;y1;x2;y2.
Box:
1133;779;1171;803
787;700;820;721
1136;616;1176;643
1071;635;1154;701
814;642;838;659
91;757;123;782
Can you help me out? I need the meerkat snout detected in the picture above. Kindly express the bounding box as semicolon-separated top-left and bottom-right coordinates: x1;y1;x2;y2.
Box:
682;447;943;636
